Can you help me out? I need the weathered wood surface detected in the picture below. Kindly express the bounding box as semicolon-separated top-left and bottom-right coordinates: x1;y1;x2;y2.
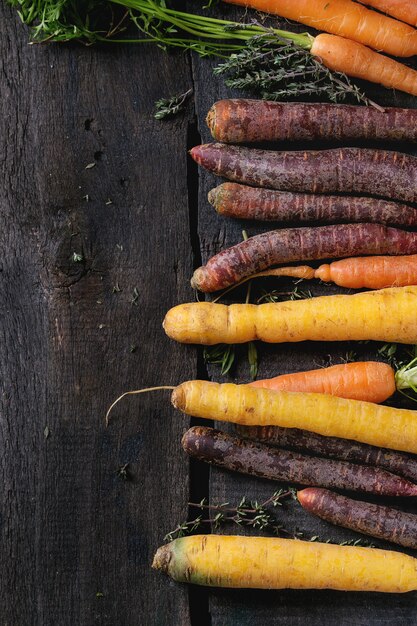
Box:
3;1;417;624
0;5;195;625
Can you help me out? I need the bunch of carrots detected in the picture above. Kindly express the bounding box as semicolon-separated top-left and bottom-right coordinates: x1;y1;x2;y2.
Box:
151;90;417;592
102;0;417;598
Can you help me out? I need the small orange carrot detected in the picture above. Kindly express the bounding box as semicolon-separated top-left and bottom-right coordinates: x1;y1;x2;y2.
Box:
250;362;396;403
223;0;417;57
215;255;417;295
315;255;417;289
310;35;417;97
357;0;417;27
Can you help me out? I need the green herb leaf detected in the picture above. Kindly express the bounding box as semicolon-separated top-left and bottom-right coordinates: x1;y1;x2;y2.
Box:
247;341;258;380
154;89;193;120
204;344;236;375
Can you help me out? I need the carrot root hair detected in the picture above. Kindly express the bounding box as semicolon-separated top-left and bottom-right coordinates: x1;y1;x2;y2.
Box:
105;386;175;426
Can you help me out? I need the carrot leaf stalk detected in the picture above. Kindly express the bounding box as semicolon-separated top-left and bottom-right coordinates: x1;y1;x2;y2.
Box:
395;357;417;398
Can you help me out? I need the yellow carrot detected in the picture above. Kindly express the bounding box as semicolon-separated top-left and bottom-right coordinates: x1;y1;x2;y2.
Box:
171;380;417;453
163;286;417;345
153;535;417;592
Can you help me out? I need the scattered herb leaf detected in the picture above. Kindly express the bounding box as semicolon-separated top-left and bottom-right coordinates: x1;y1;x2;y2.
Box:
248;341;258;380
204;344;236;375
154;88;193;120
85;162;96;170
72;252;83;263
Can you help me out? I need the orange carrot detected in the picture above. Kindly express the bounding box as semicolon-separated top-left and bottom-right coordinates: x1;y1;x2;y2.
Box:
250;362;396;403
311;35;417;97
243;255;417;290
223;0;417;57
357;0;417;27
315;255;417;289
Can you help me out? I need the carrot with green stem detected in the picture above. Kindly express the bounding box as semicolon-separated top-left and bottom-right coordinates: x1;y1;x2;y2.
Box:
153;534;417;592
189;224;417;293
223;0;417;57
209;183;417;227
164;287;417;346
249;357;417;402
182;426;417;497
298;488;417;549
356;0;417;27
207;101;417;145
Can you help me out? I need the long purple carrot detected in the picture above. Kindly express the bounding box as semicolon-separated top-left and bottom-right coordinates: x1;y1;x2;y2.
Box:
298;488;417;549
207;100;417;144
190;223;417;292
209;183;417;227
237;425;417;484
182;426;417;497
190;144;417;204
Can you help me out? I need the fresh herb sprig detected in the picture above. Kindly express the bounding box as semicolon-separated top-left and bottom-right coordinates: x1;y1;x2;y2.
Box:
204;343;236;375
154;88;193;120
165;489;297;541
214;36;370;105
165;489;375;547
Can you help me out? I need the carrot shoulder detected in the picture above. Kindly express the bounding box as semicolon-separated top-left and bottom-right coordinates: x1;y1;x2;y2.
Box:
222;0;417;57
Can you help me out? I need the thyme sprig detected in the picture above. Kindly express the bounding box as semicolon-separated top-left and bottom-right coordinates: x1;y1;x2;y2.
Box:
165;489;297;541
154;88;193;120
214;36;372;105
257;285;313;304
165;489;376;547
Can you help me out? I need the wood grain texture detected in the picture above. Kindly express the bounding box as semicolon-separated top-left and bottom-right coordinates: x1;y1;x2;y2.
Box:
189;9;417;625
0;5;195;625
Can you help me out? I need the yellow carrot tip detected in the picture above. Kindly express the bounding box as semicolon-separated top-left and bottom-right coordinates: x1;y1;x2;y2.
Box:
152;544;172;572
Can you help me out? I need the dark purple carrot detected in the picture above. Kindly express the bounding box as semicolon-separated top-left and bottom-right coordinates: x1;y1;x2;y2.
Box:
207;100;417;145
190;223;417;292
209;183;417;227
182;426;417;497
298;488;417;549
190;143;417;204
237;425;417;484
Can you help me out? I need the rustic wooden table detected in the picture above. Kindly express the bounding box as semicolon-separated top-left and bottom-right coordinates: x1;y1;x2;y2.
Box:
2;2;417;624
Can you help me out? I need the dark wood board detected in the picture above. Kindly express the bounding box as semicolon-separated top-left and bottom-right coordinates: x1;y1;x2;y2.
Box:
0;4;196;625
2;1;417;624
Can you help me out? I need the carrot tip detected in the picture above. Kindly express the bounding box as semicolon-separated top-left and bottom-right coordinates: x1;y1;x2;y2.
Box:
190;267;205;290
171;385;186;412
297;488;317;506
152;544;172;572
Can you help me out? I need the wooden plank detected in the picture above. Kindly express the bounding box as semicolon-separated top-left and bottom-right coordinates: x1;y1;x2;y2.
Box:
0;6;195;625
190;20;417;625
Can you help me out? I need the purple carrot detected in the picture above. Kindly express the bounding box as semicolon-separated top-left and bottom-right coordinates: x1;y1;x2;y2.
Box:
298;488;417;549
182;426;417;497
190;223;417;292
190;143;417;204
207;99;417;144
209;183;417;227
237;425;417;484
